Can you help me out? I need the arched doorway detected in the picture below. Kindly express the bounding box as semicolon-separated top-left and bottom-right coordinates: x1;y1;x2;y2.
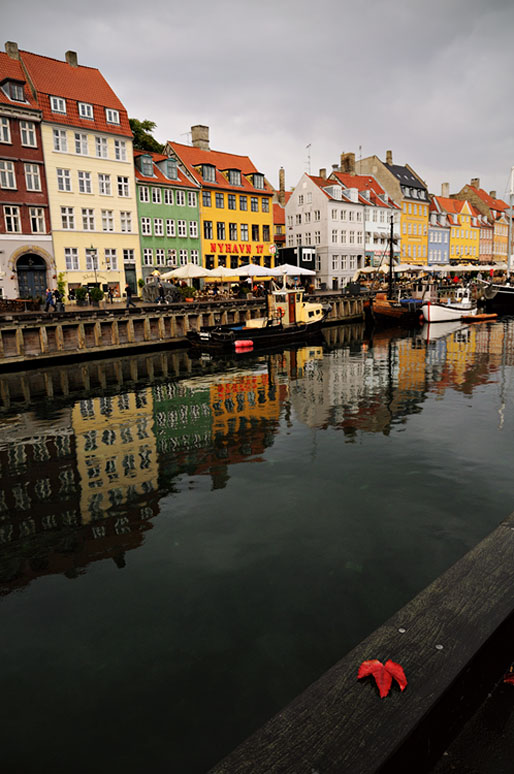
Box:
16;254;48;299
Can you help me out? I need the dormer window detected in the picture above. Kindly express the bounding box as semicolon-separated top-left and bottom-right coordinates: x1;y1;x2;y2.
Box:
1;80;26;102
50;96;66;114
166;158;178;180
202;164;216;182
140;154;154;177
106;109;120;124
253;173;264;189
228;169;241;186
78;102;94;120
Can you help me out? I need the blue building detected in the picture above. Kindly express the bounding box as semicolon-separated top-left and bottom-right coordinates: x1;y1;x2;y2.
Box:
427;207;450;265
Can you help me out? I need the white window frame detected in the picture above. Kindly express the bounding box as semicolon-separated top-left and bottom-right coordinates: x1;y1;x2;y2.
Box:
101;209;114;232
177;219;187;237
139;186;149;203
152;187;162;204
114;139;126;161
0;159;16;189
104;248;118;270
95;136;108;158
24;163;41;191
50;96;66;114
61;206;74;229
0;117;11;143
117;176;129;197
166;219;175;237
4;205;21;232
154;218;164;236
53;128;68;152
187;191;197;207
105;109;120;124
179;249;188;264
120;211;132;233
64;247;79;270
29;207;45;233
74;132;88;155
85;248;99;271
82;208;95;231
163;189;173;205
176;190;185;206
143;248;153;266
189;220;198;238
190;249;199;264
155;248;165;265
98;173;111;196
57;168;71;192
141;217;152;236
78;170;92;194
78;102;94;120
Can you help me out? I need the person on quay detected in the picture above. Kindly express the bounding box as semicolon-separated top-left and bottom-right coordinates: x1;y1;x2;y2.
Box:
44;288;55;312
125;283;136;308
107;286;114;304
157;282;165;304
53;288;65;312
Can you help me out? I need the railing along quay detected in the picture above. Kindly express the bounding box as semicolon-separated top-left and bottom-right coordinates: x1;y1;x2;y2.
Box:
0;293;365;369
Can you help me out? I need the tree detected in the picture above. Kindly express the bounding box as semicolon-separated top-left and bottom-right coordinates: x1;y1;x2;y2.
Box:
129;118;164;153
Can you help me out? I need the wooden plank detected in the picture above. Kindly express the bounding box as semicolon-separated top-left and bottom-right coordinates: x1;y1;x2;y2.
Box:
210;512;514;774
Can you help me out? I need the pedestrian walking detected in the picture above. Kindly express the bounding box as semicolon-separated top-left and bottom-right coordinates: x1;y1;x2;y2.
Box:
108;286;114;304
125;283;136;308
157;282;165;304
53;288;65;312
44;288;55;312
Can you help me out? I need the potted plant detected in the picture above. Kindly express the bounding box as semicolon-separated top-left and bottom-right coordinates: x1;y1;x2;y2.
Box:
75;286;88;306
178;285;196;301
89;287;104;307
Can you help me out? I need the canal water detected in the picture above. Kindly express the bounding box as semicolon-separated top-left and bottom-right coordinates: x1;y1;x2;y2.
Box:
1;318;514;773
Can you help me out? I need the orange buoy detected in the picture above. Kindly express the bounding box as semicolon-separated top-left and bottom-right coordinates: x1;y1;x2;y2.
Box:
235;339;254;350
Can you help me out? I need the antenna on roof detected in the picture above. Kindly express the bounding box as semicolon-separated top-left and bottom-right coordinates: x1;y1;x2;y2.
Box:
180;131;192;145
306;143;311;174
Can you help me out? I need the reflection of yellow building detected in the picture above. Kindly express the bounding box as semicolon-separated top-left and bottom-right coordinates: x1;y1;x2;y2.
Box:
397;339;426;394
72;388;157;522
210;373;285;435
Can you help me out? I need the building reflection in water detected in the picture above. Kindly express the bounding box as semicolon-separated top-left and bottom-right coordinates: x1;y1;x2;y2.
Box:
0;318;512;593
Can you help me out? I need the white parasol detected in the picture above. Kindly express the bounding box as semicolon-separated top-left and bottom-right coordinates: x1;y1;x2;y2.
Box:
274;263;316;276
233;263;281;277
160;263;213;280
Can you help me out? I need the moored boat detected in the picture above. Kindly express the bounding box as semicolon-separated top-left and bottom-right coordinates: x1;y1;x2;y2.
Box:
187;286;331;350
421;287;478;322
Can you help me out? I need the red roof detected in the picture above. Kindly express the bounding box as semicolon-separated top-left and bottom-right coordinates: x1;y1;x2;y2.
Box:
468;184;508;211
19;50;132;137
273;202;285;225
168;141;273;194
330;171;400;209
133;150;198;189
0;52;38;108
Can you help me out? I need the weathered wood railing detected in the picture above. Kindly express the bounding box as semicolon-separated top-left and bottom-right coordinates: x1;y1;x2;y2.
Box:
0;294;365;369
210;511;514;773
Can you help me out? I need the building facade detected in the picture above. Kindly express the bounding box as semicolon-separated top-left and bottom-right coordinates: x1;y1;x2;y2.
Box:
431;195;480;263
0;46;54;299
452;179;508;264
134;151;201;280
357;150;429;264
427;203;450;265
18;45;142;295
166;126;274;271
286;171;366;289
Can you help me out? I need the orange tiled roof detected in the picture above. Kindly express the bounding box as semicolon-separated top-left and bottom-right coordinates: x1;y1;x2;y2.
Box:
19;50;132;137
133;150;198;189
273;202;285;225
468;184;508;211
310;173;400;209
168;141;273;194
0;52;38;108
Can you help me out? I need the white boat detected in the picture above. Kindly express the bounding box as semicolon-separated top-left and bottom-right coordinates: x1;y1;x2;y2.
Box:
421;287;478;322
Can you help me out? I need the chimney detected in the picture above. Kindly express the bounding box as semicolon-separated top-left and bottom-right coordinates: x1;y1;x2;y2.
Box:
5;41;19;60
340;152;355;175
319;168;326;179
470;177;480;189
65;50;78;67
385;150;393;165
332;164;339;171
490;190;497;199
191;125;210;150
278;167;285;206
441;182;450;198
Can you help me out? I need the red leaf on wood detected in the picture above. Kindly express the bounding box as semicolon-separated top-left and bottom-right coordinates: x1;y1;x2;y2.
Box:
357;659;408;698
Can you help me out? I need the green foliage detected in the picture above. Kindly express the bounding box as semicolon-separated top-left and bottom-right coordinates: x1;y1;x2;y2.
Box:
178;285;196;299
75;286;88;302
57;272;66;297
129;118;164;153
89;287;104;302
138;278;145;288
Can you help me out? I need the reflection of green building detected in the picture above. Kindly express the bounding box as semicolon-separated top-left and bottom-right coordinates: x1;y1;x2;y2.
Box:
152;382;213;458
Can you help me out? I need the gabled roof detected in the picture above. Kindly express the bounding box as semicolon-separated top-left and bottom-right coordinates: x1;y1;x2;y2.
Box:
167;141;273;194
467;185;508;212
0;52;38;108
330;171;400;209
385;162;427;191
432;196;470;215
133;150;198;189
308;173;400;209
19;50;132;137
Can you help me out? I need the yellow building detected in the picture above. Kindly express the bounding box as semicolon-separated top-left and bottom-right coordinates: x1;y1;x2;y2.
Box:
20;48;142;294
431;197;480;262
166;126;274;270
452;179;509;264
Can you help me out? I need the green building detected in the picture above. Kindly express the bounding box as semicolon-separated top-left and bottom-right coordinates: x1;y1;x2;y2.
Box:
134;151;202;280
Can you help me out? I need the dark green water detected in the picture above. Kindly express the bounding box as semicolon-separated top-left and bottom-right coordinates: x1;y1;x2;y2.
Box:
1;319;514;773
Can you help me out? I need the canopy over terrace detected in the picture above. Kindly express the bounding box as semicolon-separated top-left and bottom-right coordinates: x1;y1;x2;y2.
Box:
160;264;213;280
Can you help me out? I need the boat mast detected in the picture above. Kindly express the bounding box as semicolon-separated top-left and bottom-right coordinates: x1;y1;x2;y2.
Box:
508;166;514;280
388;214;394;298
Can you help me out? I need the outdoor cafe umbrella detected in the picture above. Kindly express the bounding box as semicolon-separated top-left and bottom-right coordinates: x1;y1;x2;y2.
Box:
274;263;316;276
160;263;213;280
233;263;281;278
208;265;238;278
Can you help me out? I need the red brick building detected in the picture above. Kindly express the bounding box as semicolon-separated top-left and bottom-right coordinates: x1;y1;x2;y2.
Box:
0;44;54;300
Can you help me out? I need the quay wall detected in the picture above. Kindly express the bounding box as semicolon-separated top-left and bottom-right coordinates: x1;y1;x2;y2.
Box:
0;294;365;369
210;510;514;773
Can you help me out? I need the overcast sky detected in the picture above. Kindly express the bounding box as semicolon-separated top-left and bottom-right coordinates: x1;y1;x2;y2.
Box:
4;0;514;199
